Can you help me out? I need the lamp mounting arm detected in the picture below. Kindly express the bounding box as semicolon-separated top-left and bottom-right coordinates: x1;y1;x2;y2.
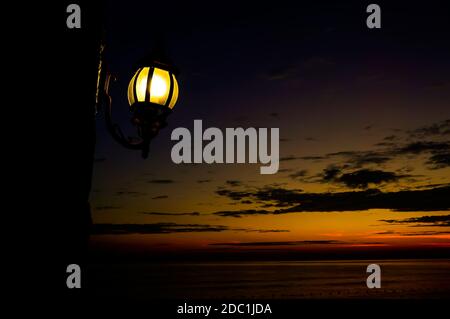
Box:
95;45;151;158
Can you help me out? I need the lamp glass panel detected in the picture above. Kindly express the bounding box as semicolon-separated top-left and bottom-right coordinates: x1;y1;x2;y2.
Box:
127;70;139;106
149;68;170;105
136;67;149;102
168;74;179;109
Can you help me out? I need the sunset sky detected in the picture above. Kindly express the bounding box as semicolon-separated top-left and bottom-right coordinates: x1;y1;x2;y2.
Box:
90;1;450;256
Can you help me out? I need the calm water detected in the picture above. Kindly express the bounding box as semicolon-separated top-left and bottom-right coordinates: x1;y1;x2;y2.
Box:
87;259;450;299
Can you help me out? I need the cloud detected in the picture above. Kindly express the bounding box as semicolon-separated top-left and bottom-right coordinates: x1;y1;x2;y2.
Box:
280;155;301;162
280;155;326;162
336;169;407;189
383;135;397;141
300;156;325;161
140;212;200;216
91;223;228;234
351;154;392;167
278;168;294;173
92;222;290;235
115;191;146;197
396;231;450;236
148;179;175;184
215;189;253;201
374;142;396;147
408;119;450;138
214;209;274;218
151;195;169;200
426;152;450;169
251;229;290;233
197;179;212;183
322;166;341;181
376;230;450;236
214;185;450;216
394;141;449;155
210;240;342;246
379;214;450;227
226;180;242;187
288;170;308;180
288;121;449;173
325;151;392;168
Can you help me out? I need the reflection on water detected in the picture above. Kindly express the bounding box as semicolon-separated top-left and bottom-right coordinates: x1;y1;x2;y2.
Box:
88;259;450;299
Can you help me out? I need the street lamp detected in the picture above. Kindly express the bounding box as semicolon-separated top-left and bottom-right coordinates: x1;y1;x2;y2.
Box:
96;45;180;158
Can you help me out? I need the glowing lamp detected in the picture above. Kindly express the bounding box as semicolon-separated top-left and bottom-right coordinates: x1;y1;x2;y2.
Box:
97;47;181;159
127;65;179;109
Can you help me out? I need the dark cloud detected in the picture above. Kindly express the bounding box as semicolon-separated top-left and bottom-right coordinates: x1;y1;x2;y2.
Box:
116;191;146;197
396;231;450;236
197;179;212;183
300;156;325;161
326;151;391;168
293;122;450;172
379;215;450;227
92;222;290;235
408;119;450;138
252;187;303;207
91;223;227;234
374;142;396;147
140;212;200;216
326;151;358;157
288;170;308;180
394;141;449;155
322;166;341;181
252;229;290;233
151;195;169;200
210;240;342;246
214;209;275;218
375;230;450;236
337;169;406;189
280;155;326;162
375;231;396;235
426;152;450;169
351;153;392;167
280;155;301;162
278;168;294;173
215;189;253;201
214;185;450;216
226;180;242;187
383;135;397;141
148;179;175;184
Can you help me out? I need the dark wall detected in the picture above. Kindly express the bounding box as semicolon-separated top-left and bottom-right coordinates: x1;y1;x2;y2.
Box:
25;1;103;306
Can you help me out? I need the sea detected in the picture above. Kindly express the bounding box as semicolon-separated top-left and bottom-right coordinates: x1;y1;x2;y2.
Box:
86;259;450;299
